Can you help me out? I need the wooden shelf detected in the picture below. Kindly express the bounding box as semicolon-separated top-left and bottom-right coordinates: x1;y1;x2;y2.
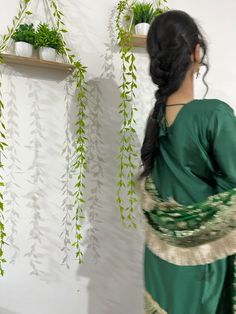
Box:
131;34;147;48
0;53;75;72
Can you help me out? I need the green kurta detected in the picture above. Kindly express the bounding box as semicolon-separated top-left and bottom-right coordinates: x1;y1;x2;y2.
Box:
144;98;236;314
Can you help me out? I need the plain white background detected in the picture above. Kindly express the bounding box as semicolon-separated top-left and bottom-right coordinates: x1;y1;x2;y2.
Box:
0;0;235;314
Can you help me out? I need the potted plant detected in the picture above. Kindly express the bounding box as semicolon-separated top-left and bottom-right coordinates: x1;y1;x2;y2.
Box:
12;23;35;57
35;23;65;61
131;2;156;35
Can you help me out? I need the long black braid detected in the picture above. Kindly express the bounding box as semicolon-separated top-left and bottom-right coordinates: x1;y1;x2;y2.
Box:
138;10;209;180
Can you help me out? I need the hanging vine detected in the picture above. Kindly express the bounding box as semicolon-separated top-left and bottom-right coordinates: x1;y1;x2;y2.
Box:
0;57;7;276
115;0;170;228
0;0;87;270
115;0;138;229
49;0;87;264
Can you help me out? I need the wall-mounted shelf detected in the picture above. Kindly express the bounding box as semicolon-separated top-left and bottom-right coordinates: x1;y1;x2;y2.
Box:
131;34;147;48
0;53;75;72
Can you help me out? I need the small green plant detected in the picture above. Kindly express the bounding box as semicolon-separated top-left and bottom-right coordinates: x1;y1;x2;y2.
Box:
12;23;35;45
131;2;156;25
35;23;65;54
125;0;169;29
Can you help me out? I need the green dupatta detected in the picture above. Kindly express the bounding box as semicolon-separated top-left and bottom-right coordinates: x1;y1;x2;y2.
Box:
137;174;236;314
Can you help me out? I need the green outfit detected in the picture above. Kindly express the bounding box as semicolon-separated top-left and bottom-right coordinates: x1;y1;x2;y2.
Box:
142;99;236;314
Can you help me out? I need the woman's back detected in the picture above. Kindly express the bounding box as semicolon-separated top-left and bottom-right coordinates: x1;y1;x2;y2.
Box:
144;98;236;314
152;98;236;205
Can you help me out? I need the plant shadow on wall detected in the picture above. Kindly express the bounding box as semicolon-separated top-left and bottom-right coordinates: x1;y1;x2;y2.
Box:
55;1;99;54
0;0;88;277
24;74;53;277
76;78;144;314
6;64;68;279
0;306;21;314
2;66;21;265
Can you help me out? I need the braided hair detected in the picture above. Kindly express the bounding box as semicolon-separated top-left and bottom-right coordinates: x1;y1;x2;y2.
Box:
138;10;209;180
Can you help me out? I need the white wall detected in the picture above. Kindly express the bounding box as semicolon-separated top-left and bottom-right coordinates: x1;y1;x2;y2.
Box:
0;1;235;314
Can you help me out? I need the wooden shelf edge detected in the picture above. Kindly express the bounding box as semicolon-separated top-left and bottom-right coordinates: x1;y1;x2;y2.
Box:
131;34;147;48
118;34;147;48
0;53;75;72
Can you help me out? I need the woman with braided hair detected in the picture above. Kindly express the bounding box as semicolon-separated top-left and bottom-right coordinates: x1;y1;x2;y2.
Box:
136;9;236;314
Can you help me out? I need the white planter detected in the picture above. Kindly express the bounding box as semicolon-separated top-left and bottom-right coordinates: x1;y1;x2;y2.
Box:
134;23;150;35
39;47;57;61
15;42;33;57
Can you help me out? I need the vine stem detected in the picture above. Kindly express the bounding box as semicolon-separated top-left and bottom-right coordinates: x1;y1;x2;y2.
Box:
0;58;7;275
44;0;72;64
0;0;32;53
116;0;138;228
49;0;87;264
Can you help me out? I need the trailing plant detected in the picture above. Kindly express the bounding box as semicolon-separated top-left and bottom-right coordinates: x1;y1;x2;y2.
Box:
116;0;138;229
0;0;87;271
35;23;65;54
12;23;35;45
131;2;156;26
115;0;170;229
49;0;88;264
0;56;7;276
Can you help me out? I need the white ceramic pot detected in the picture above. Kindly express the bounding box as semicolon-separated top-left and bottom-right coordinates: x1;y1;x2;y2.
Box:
39;47;57;61
15;41;33;57
134;22;150;35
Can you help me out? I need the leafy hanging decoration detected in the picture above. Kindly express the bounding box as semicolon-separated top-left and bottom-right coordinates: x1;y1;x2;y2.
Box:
0;57;7;276
115;0;138;229
49;0;88;264
0;0;87;270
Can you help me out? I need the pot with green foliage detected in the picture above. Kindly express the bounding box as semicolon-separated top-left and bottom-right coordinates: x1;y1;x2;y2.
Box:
35;23;64;61
131;2;156;35
12;23;35;57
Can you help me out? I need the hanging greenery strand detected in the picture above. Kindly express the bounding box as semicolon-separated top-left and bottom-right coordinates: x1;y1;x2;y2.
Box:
0;57;7;276
49;0;87;264
115;0;138;228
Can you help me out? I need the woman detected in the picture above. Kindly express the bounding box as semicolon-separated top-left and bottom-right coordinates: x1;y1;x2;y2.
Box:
136;9;236;314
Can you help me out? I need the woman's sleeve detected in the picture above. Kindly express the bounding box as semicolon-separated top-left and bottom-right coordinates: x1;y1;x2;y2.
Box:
208;101;236;191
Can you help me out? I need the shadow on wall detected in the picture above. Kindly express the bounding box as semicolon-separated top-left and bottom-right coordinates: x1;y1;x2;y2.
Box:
0;307;21;314
2;63;75;281
76;77;144;314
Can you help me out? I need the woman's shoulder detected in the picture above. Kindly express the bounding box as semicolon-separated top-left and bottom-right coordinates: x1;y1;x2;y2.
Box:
179;98;235;132
194;98;234;113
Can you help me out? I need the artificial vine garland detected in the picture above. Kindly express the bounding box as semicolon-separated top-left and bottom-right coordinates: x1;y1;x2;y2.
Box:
0;0;87;268
115;0;170;228
0;58;7;276
49;0;87;265
115;0;138;229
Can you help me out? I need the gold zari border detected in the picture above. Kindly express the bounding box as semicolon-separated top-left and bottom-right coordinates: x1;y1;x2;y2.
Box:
145;222;236;265
145;290;168;314
135;175;236;265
